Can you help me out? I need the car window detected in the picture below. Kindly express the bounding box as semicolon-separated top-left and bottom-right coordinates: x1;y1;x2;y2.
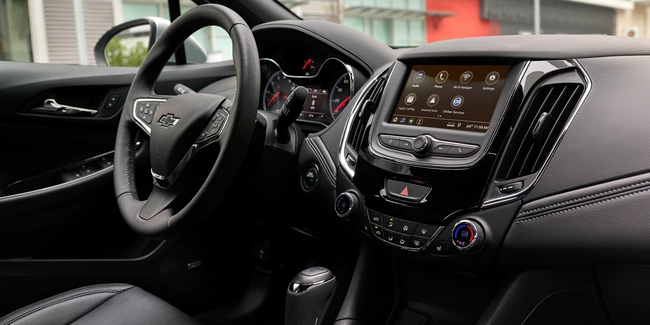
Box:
281;0;633;48
0;0;232;66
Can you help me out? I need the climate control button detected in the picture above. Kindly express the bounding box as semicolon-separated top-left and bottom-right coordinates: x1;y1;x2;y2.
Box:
451;220;485;254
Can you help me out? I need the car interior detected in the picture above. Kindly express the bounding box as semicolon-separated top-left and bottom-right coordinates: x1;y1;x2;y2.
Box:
2;0;650;324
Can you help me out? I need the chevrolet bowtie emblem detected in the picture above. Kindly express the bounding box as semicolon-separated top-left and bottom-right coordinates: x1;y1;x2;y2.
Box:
158;114;180;127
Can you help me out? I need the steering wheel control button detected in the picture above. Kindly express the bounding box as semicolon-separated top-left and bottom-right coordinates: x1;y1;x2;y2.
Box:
301;165;319;192
451;220;485;254
335;192;358;219
383;215;399;231
397;219;417;235
386;179;431;202
446;145;479;157
413;135;432;155
435;70;449;84
431;241;454;256
379;134;400;149
485;71;500;85
368;209;383;225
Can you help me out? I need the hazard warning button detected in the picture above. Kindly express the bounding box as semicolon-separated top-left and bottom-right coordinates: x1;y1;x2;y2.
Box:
385;179;431;202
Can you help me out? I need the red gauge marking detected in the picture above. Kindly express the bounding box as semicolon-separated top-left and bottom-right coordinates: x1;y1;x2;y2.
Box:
266;92;280;107
281;93;288;99
302;58;312;71
334;96;350;113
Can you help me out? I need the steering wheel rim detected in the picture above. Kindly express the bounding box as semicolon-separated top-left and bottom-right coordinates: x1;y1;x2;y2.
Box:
113;4;260;239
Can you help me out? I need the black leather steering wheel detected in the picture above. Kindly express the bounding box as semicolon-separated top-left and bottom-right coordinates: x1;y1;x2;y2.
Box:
114;4;260;239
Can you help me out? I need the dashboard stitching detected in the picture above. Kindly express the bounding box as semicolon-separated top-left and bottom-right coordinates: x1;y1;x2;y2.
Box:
517;180;650;217
307;138;336;186
513;187;650;224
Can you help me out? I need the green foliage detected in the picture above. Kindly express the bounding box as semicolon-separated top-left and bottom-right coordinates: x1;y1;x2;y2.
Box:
105;37;148;67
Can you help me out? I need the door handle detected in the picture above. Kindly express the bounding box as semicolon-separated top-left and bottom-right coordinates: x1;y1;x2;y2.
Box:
31;99;98;116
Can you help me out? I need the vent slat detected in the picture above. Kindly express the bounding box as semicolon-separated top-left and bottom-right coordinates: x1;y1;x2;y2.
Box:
346;77;386;154
498;81;584;180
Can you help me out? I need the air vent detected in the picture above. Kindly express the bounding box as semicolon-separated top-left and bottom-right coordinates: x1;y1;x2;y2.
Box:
340;68;389;177
347;77;386;153
498;82;584;180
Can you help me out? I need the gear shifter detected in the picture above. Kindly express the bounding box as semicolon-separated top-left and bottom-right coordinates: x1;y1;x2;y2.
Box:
275;86;308;144
285;266;336;325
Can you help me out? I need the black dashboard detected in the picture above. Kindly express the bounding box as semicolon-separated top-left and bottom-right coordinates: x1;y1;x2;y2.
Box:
252;21;650;323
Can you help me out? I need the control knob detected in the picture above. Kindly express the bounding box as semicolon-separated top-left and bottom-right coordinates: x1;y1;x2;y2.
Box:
335;192;359;219
412;135;433;155
451;219;485;254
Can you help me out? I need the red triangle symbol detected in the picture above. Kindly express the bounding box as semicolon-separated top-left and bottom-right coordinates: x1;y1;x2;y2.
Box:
400;186;409;196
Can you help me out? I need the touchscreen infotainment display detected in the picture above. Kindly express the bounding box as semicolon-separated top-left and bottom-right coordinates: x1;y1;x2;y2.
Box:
390;65;510;133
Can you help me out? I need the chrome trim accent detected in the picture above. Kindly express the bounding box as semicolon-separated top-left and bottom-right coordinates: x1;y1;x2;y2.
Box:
334;192;355;218
338;66;392;179
482;59;592;208
450;220;481;252
44;98;98;115
377;134;479;157
366;61;531;170
288;278;335;293
133;98;167;135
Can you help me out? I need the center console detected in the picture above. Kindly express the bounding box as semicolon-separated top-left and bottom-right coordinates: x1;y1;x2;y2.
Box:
298;52;588;269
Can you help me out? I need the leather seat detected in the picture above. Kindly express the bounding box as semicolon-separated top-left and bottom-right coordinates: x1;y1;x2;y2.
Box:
0;284;201;325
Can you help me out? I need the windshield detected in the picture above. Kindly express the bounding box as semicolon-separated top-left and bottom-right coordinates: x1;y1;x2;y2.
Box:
281;0;631;48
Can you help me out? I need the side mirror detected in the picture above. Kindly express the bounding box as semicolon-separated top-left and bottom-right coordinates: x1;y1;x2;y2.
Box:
94;17;207;67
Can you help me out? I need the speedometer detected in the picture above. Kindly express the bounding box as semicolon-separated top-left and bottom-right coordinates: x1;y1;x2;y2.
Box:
329;73;352;119
263;71;296;113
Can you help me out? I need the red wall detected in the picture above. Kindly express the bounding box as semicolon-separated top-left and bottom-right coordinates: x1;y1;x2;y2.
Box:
426;0;497;43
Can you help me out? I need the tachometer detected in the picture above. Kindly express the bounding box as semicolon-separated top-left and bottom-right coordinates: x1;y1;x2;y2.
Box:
263;71;296;112
329;73;352;119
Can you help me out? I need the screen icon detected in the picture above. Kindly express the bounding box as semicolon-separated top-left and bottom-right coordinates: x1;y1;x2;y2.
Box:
413;70;425;83
435;70;449;84
485;71;500;85
451;95;464;108
392;116;399;123
405;93;417;105
460;71;473;84
416;118;424;126
407;117;416;125
426;94;440;107
399;117;407;124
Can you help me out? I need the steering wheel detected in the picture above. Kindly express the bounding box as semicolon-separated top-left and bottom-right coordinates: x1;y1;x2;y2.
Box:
113;4;260;239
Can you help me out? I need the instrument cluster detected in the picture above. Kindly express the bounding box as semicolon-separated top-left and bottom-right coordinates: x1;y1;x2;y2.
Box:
260;58;354;124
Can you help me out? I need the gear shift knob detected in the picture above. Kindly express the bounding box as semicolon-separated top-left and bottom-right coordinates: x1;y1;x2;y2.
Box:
285;267;336;325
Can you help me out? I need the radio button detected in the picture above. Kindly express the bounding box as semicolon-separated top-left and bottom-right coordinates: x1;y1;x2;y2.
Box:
447;145;479;157
398;137;414;151
379;134;400;149
431;144;451;155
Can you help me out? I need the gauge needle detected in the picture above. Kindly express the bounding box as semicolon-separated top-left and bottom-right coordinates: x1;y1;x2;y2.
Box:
267;92;280;107
302;59;312;71
334;96;350;113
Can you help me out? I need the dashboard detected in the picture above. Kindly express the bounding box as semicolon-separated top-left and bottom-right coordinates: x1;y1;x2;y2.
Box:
250;19;650;324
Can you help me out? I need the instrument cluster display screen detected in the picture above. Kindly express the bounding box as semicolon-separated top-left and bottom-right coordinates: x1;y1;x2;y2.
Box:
390;65;510;133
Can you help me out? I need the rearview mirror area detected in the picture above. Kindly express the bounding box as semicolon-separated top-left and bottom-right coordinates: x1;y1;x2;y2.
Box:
94;17;207;67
